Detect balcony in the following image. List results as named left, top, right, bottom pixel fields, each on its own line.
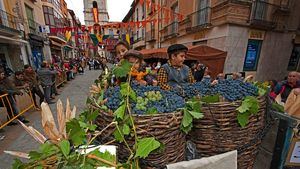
left=186, top=7, right=211, bottom=33
left=27, top=19, right=44, bottom=35
left=0, top=9, right=20, bottom=34
left=145, top=30, right=156, bottom=42
left=249, top=1, right=278, bottom=30
left=163, top=22, right=179, bottom=40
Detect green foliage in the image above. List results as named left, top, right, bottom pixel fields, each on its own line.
left=12, top=159, right=24, bottom=169
left=58, top=140, right=71, bottom=158
left=114, top=103, right=126, bottom=120
left=135, top=137, right=161, bottom=159
left=201, top=94, right=220, bottom=103
left=122, top=124, right=131, bottom=135
left=180, top=100, right=204, bottom=134
left=113, top=60, right=132, bottom=78
left=146, top=107, right=158, bottom=115
left=89, top=150, right=116, bottom=167
left=236, top=96, right=260, bottom=127
left=271, top=102, right=285, bottom=113
left=66, top=119, right=86, bottom=146
left=120, top=82, right=137, bottom=102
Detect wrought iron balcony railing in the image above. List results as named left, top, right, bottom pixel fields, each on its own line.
left=0, top=9, right=20, bottom=33
left=145, top=29, right=156, bottom=42
left=250, top=0, right=278, bottom=29
left=186, top=7, right=211, bottom=32
left=163, top=22, right=178, bottom=39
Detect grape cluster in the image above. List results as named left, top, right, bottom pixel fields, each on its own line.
left=135, top=91, right=163, bottom=111
left=174, top=78, right=259, bottom=101
left=104, top=86, right=122, bottom=110
left=104, top=84, right=185, bottom=114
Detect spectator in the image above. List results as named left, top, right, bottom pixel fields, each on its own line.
left=194, top=64, right=206, bottom=82
left=10, top=71, right=29, bottom=89
left=23, top=65, right=45, bottom=109
left=115, top=41, right=130, bottom=61
left=271, top=71, right=300, bottom=103
left=0, top=69, right=29, bottom=124
left=37, top=62, right=56, bottom=104
left=88, top=59, right=94, bottom=70
left=217, top=73, right=225, bottom=80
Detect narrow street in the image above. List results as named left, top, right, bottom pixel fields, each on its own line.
left=0, top=69, right=101, bottom=169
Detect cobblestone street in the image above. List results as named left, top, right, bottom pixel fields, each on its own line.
left=0, top=69, right=101, bottom=169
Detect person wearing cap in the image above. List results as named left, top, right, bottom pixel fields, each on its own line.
left=157, top=44, right=195, bottom=90
left=123, top=50, right=158, bottom=86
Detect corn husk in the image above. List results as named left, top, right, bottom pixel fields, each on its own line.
left=4, top=151, right=29, bottom=159
left=56, top=99, right=66, bottom=139
left=71, top=106, right=76, bottom=119
left=65, top=99, right=72, bottom=122
left=18, top=120, right=47, bottom=144
left=41, top=102, right=61, bottom=142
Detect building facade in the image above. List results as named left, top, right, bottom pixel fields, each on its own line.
left=125, top=0, right=300, bottom=81
left=83, top=0, right=109, bottom=26
left=0, top=0, right=30, bottom=72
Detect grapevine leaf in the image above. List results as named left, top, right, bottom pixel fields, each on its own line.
left=86, top=110, right=99, bottom=121
left=146, top=107, right=158, bottom=115
left=79, top=164, right=94, bottom=169
left=122, top=124, right=130, bottom=135
left=66, top=119, right=86, bottom=146
left=114, top=103, right=126, bottom=120
left=120, top=83, right=137, bottom=101
left=236, top=104, right=249, bottom=113
left=182, top=109, right=193, bottom=127
left=113, top=128, right=124, bottom=142
left=87, top=124, right=97, bottom=131
left=89, top=150, right=116, bottom=167
left=180, top=123, right=193, bottom=134
left=246, top=96, right=259, bottom=114
left=201, top=94, right=220, bottom=103
left=12, top=159, right=24, bottom=169
left=36, top=166, right=43, bottom=169
left=191, top=101, right=201, bottom=112
left=97, top=91, right=104, bottom=104
left=135, top=137, right=161, bottom=158
left=188, top=110, right=204, bottom=119
left=28, top=151, right=42, bottom=161
left=112, top=60, right=132, bottom=78
left=39, top=142, right=59, bottom=155
left=58, top=140, right=71, bottom=158
left=237, top=111, right=251, bottom=127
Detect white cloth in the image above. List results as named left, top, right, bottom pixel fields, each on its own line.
left=167, top=150, right=237, bottom=169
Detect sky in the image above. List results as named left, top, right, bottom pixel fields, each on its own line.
left=65, top=0, right=133, bottom=24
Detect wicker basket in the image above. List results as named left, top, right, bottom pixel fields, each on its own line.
left=94, top=108, right=185, bottom=168
left=189, top=96, right=266, bottom=169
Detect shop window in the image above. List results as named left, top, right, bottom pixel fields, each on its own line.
left=287, top=45, right=300, bottom=71
left=243, top=39, right=262, bottom=71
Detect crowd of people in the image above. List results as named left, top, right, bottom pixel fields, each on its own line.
left=0, top=56, right=87, bottom=140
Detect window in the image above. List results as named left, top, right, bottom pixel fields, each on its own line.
left=287, top=45, right=300, bottom=71
left=25, top=5, right=35, bottom=33
left=196, top=0, right=209, bottom=26
left=93, top=1, right=98, bottom=8
left=136, top=8, right=139, bottom=22
left=43, top=6, right=55, bottom=27
left=243, top=39, right=262, bottom=71
left=171, top=3, right=179, bottom=33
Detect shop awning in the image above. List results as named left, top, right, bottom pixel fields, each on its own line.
left=140, top=45, right=227, bottom=78
left=49, top=35, right=67, bottom=44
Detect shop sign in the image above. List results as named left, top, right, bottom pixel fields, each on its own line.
left=249, top=29, right=265, bottom=40
left=243, top=39, right=262, bottom=71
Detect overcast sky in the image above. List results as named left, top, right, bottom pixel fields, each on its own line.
left=65, top=0, right=133, bottom=24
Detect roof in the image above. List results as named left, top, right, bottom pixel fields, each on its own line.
left=122, top=0, right=137, bottom=22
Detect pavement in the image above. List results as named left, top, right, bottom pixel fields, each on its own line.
left=0, top=69, right=102, bottom=169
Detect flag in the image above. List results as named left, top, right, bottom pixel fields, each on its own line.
left=65, top=31, right=72, bottom=42
left=97, top=34, right=103, bottom=43
left=126, top=34, right=130, bottom=45
left=90, top=34, right=99, bottom=46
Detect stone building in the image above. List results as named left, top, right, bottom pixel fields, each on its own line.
left=124, top=0, right=300, bottom=81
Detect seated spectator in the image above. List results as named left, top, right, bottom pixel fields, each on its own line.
left=270, top=71, right=300, bottom=103
left=23, top=65, right=45, bottom=109
left=0, top=69, right=29, bottom=125
left=10, top=71, right=29, bottom=90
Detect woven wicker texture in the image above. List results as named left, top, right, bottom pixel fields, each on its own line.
left=189, top=96, right=266, bottom=169
left=94, top=109, right=185, bottom=168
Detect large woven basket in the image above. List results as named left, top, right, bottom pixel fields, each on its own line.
left=94, top=107, right=185, bottom=168
left=189, top=96, right=266, bottom=169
